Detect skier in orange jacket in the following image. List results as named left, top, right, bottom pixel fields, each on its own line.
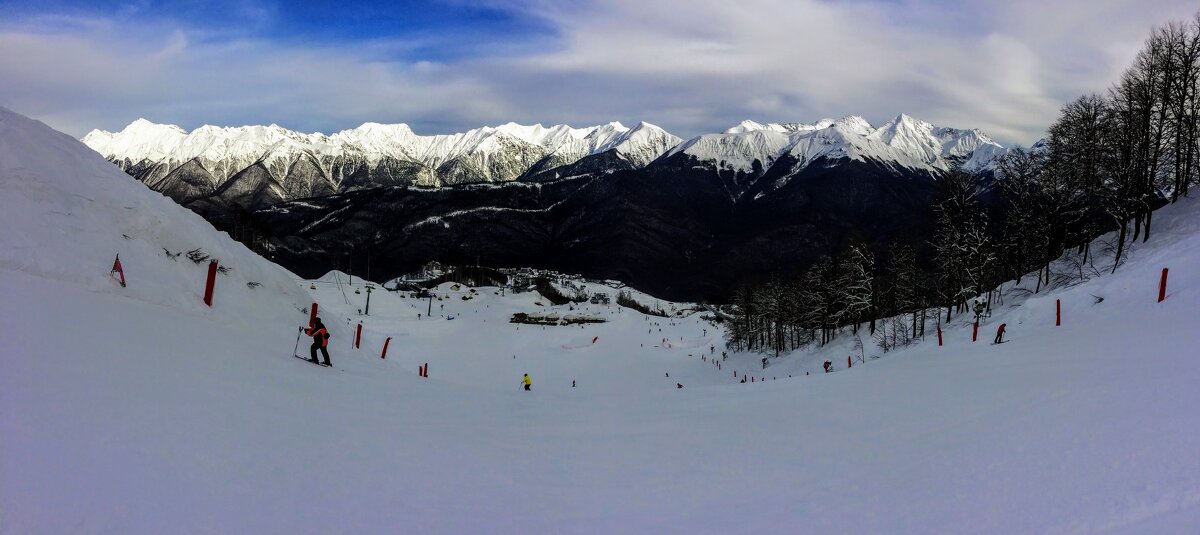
left=306, top=317, right=332, bottom=366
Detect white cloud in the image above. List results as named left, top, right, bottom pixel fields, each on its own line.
left=1, top=0, right=1197, bottom=145
left=488, top=0, right=1200, bottom=144
left=0, top=22, right=508, bottom=137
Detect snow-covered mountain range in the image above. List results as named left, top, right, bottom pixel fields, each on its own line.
left=81, top=119, right=680, bottom=199
left=82, top=114, right=1007, bottom=207
left=666, top=114, right=1006, bottom=177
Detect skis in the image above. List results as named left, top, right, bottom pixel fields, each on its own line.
left=293, top=354, right=332, bottom=367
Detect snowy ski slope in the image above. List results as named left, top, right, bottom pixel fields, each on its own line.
left=3, top=107, right=1199, bottom=534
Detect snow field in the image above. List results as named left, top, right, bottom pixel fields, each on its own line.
left=3, top=106, right=1200, bottom=533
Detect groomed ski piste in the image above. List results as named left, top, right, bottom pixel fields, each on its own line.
left=2, top=105, right=1199, bottom=533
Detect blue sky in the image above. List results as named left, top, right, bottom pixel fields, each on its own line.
left=0, top=0, right=558, bottom=60
left=2, top=0, right=1198, bottom=144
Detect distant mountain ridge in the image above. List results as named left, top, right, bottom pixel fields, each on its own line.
left=81, top=119, right=681, bottom=204
left=82, top=114, right=1006, bottom=208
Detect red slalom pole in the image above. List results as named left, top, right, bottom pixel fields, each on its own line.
left=847, top=356, right=852, bottom=369
left=203, top=260, right=217, bottom=307
left=423, top=363, right=428, bottom=377
left=309, top=303, right=318, bottom=327
left=1056, top=299, right=1061, bottom=326
left=1158, top=268, right=1169, bottom=302
left=381, top=337, right=391, bottom=359
left=937, top=326, right=943, bottom=346
left=972, top=321, right=978, bottom=342
left=354, top=323, right=362, bottom=349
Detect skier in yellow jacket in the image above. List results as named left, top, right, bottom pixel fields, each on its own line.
left=522, top=373, right=531, bottom=391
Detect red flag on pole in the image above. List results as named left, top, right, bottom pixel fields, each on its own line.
left=111, top=255, right=126, bottom=287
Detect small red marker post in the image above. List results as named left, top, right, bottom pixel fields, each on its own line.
left=110, top=255, right=126, bottom=287
left=354, top=323, right=362, bottom=349
left=847, top=356, right=852, bottom=369
left=972, top=321, right=978, bottom=342
left=203, top=260, right=217, bottom=307
left=1056, top=299, right=1061, bottom=326
left=309, top=303, right=318, bottom=327
left=381, top=337, right=391, bottom=359
left=1158, top=268, right=1169, bottom=302
left=937, top=326, right=943, bottom=347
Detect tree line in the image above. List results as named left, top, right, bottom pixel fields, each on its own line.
left=725, top=12, right=1200, bottom=356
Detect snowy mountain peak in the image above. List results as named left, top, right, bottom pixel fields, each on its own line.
left=347, top=121, right=416, bottom=136
left=832, top=115, right=873, bottom=136
left=124, top=117, right=187, bottom=134
left=725, top=120, right=773, bottom=134
left=602, top=121, right=682, bottom=167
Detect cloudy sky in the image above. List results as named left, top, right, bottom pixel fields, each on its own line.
left=1, top=0, right=1197, bottom=145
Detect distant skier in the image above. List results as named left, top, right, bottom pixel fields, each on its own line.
left=823, top=360, right=832, bottom=373
left=994, top=323, right=1007, bottom=344
left=522, top=373, right=532, bottom=391
left=305, top=317, right=332, bottom=366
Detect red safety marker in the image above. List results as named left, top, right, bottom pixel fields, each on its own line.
left=110, top=255, right=126, bottom=287
left=309, top=303, right=318, bottom=327
left=354, top=323, right=362, bottom=349
left=381, top=337, right=391, bottom=359
left=1158, top=268, right=1169, bottom=302
left=937, top=325, right=943, bottom=346
left=203, top=260, right=217, bottom=307
left=1056, top=299, right=1061, bottom=326
left=972, top=320, right=979, bottom=342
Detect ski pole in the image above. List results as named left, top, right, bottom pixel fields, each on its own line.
left=292, top=326, right=303, bottom=357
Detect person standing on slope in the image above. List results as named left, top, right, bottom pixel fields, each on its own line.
left=522, top=373, right=532, bottom=391
left=306, top=317, right=332, bottom=366
left=993, top=323, right=1007, bottom=345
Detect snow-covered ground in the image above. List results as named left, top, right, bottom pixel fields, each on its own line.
left=3, top=106, right=1200, bottom=533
